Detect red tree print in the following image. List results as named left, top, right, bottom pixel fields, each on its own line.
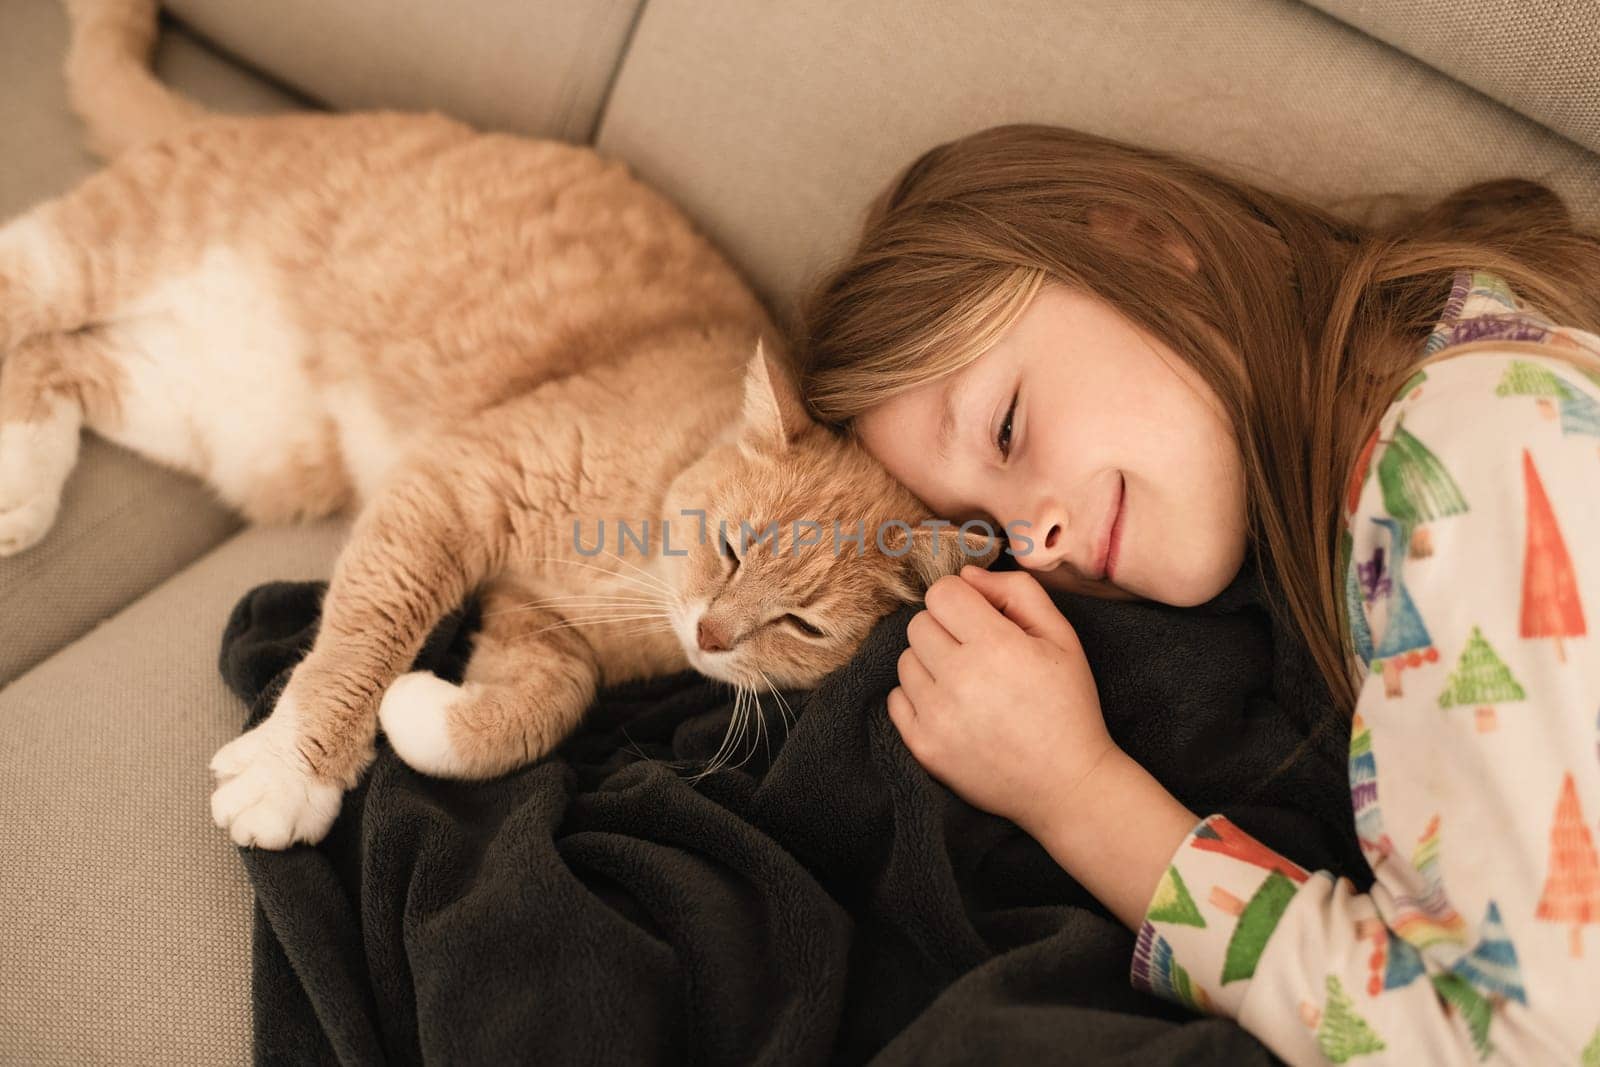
left=1520, top=449, right=1586, bottom=663
left=1346, top=428, right=1381, bottom=517
left=1191, top=817, right=1310, bottom=885
left=1536, top=772, right=1600, bottom=958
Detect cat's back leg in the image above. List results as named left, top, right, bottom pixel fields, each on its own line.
left=0, top=169, right=171, bottom=349
left=0, top=211, right=92, bottom=351
left=1, top=177, right=354, bottom=540
left=0, top=191, right=176, bottom=553
left=0, top=329, right=122, bottom=554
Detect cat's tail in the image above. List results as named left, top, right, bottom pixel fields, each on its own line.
left=62, top=0, right=209, bottom=159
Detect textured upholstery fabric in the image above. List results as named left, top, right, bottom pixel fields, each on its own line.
left=1305, top=0, right=1600, bottom=156
left=0, top=439, right=241, bottom=687
left=594, top=0, right=1600, bottom=332
left=0, top=0, right=312, bottom=219
left=3, top=0, right=1597, bottom=1061
left=0, top=520, right=350, bottom=1067
left=162, top=0, right=645, bottom=143
left=0, top=0, right=310, bottom=684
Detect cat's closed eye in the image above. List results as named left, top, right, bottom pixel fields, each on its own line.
left=783, top=614, right=825, bottom=638
left=719, top=529, right=741, bottom=573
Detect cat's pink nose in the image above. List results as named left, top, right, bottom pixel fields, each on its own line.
left=697, top=616, right=732, bottom=653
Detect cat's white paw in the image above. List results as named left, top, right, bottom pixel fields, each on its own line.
left=0, top=403, right=78, bottom=556
left=0, top=487, right=59, bottom=556
left=379, top=671, right=471, bottom=778
left=209, top=694, right=343, bottom=849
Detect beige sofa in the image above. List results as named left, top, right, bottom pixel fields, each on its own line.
left=2, top=1, right=1597, bottom=1061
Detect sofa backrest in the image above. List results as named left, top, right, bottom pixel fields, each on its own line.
left=158, top=0, right=1600, bottom=331
left=162, top=0, right=644, bottom=143
left=1304, top=0, right=1600, bottom=156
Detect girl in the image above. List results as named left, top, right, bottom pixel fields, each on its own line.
left=791, top=124, right=1600, bottom=1064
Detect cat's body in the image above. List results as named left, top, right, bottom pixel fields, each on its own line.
left=0, top=0, right=991, bottom=849
left=2, top=108, right=765, bottom=526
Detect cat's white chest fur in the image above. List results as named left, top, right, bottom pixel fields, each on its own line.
left=107, top=246, right=335, bottom=508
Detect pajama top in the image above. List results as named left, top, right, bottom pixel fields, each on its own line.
left=1130, top=269, right=1600, bottom=1065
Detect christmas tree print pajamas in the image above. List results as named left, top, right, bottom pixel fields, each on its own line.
left=1131, top=270, right=1600, bottom=1065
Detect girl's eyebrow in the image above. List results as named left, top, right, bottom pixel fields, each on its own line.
left=935, top=376, right=968, bottom=461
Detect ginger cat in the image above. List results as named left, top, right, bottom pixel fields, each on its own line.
left=0, top=0, right=996, bottom=848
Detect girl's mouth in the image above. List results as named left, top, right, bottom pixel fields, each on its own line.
left=1102, top=473, right=1126, bottom=581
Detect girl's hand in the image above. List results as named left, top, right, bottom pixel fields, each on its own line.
left=887, top=563, right=1117, bottom=838
left=889, top=563, right=1201, bottom=931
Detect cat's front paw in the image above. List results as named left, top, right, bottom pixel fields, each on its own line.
left=209, top=693, right=343, bottom=848
left=0, top=485, right=59, bottom=556
left=379, top=671, right=472, bottom=778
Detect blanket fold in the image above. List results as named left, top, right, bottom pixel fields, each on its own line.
left=217, top=549, right=1365, bottom=1066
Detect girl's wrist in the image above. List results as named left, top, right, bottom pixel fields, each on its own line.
left=1029, top=747, right=1200, bottom=930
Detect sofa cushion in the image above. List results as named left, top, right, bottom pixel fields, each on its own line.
left=0, top=440, right=242, bottom=687
left=592, top=0, right=1600, bottom=328
left=0, top=0, right=314, bottom=220
left=0, top=519, right=349, bottom=1067
left=161, top=0, right=645, bottom=143
left=1305, top=0, right=1600, bottom=156
left=0, top=0, right=310, bottom=685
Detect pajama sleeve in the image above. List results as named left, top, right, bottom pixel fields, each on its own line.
left=1130, top=351, right=1600, bottom=1065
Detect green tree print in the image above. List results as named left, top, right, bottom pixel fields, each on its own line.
left=1376, top=419, right=1468, bottom=556
left=1147, top=865, right=1206, bottom=928
left=1317, top=975, right=1387, bottom=1063
left=1430, top=972, right=1493, bottom=1059
left=1437, top=626, right=1526, bottom=732
left=1495, top=360, right=1570, bottom=399
left=1221, top=870, right=1299, bottom=984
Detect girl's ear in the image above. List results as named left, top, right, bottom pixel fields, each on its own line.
left=739, top=338, right=813, bottom=453
left=1086, top=204, right=1200, bottom=275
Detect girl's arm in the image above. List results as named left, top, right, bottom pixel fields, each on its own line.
left=893, top=353, right=1600, bottom=1064
left=1152, top=355, right=1600, bottom=1065
left=1028, top=745, right=1200, bottom=931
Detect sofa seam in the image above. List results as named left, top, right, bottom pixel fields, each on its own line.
left=584, top=0, right=651, bottom=145
left=0, top=491, right=242, bottom=686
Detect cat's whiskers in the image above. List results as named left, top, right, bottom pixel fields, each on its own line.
left=729, top=678, right=770, bottom=769
left=688, top=683, right=739, bottom=781
left=522, top=594, right=666, bottom=611
left=520, top=554, right=678, bottom=602
left=590, top=544, right=677, bottom=598
left=532, top=591, right=664, bottom=603
left=613, top=620, right=675, bottom=639
left=526, top=612, right=673, bottom=637
left=752, top=678, right=773, bottom=767
left=480, top=593, right=665, bottom=619
left=717, top=684, right=759, bottom=778
left=619, top=726, right=657, bottom=766
left=755, top=666, right=795, bottom=732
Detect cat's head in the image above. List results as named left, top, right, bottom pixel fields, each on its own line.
left=665, top=341, right=1001, bottom=691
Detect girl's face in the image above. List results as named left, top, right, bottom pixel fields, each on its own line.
left=854, top=281, right=1249, bottom=607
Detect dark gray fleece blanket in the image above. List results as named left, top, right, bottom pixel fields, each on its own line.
left=216, top=546, right=1366, bottom=1066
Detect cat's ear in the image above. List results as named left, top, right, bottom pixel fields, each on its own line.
left=740, top=338, right=813, bottom=453
left=892, top=523, right=1005, bottom=590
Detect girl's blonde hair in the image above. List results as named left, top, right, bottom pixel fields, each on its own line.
left=792, top=123, right=1600, bottom=716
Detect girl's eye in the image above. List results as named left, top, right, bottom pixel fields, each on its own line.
left=996, top=389, right=1019, bottom=459
left=784, top=614, right=825, bottom=638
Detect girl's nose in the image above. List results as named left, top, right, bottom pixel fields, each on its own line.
left=1011, top=500, right=1071, bottom=571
